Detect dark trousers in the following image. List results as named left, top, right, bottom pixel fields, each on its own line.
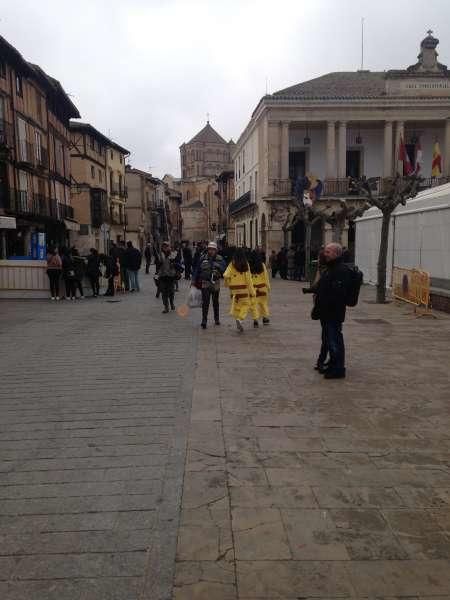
left=318, top=319, right=329, bottom=366
left=159, top=278, right=175, bottom=309
left=106, top=277, right=115, bottom=296
left=201, top=288, right=220, bottom=324
left=323, top=320, right=345, bottom=372
left=280, top=265, right=288, bottom=279
left=271, top=267, right=278, bottom=278
left=75, top=279, right=84, bottom=297
left=65, top=278, right=77, bottom=298
left=89, top=275, right=100, bottom=296
left=47, top=270, right=61, bottom=297
left=145, top=260, right=151, bottom=274
left=184, top=263, right=192, bottom=279
left=121, top=266, right=129, bottom=290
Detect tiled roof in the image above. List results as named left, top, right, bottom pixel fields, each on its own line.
left=187, top=122, right=228, bottom=145
left=272, top=71, right=387, bottom=99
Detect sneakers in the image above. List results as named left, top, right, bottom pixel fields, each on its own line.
left=51, top=297, right=55, bottom=301
left=170, top=304, right=176, bottom=311
left=214, top=321, right=221, bottom=326
left=201, top=322, right=207, bottom=329
left=253, top=320, right=259, bottom=328
left=56, top=296, right=60, bottom=301
left=162, top=308, right=169, bottom=314
left=236, top=320, right=244, bottom=333
left=262, top=318, right=270, bottom=325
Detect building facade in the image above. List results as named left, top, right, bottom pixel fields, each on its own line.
left=215, top=170, right=235, bottom=244
left=0, top=35, right=80, bottom=259
left=232, top=31, right=450, bottom=254
left=179, top=121, right=235, bottom=241
left=107, top=143, right=130, bottom=244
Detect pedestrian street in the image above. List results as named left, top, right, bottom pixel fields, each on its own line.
left=1, top=274, right=450, bottom=599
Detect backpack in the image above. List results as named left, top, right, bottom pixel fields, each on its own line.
left=345, top=265, right=363, bottom=307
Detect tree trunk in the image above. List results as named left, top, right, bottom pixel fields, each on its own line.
left=376, top=211, right=391, bottom=303
left=332, top=222, right=343, bottom=244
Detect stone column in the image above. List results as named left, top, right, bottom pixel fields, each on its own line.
left=280, top=122, right=290, bottom=180
left=326, top=121, right=336, bottom=179
left=383, top=121, right=393, bottom=177
left=337, top=121, right=347, bottom=179
left=395, top=121, right=404, bottom=176
left=445, top=118, right=450, bottom=176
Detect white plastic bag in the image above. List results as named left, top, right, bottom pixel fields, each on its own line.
left=187, top=287, right=202, bottom=308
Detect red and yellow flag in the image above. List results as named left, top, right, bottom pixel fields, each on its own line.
left=431, top=141, right=442, bottom=177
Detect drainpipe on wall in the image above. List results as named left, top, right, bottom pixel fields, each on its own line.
left=390, top=213, right=396, bottom=288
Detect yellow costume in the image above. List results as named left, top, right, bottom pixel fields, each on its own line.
left=251, top=264, right=271, bottom=319
left=223, top=263, right=255, bottom=321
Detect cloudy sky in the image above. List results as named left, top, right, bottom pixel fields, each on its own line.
left=2, top=0, right=450, bottom=176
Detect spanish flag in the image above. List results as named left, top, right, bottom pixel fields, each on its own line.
left=431, top=141, right=442, bottom=177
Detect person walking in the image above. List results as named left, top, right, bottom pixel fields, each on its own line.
left=269, top=250, right=278, bottom=278
left=223, top=248, right=256, bottom=333
left=61, top=247, right=77, bottom=301
left=46, top=246, right=62, bottom=300
left=144, top=243, right=152, bottom=274
left=125, top=241, right=142, bottom=292
left=86, top=248, right=101, bottom=297
left=303, top=243, right=351, bottom=379
left=182, top=241, right=193, bottom=280
left=193, top=241, right=226, bottom=329
left=249, top=250, right=271, bottom=327
left=156, top=241, right=183, bottom=313
left=71, top=248, right=85, bottom=299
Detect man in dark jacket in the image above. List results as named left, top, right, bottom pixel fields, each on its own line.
left=305, top=243, right=351, bottom=379
left=156, top=241, right=183, bottom=313
left=144, top=243, right=152, bottom=274
left=125, top=241, right=142, bottom=292
left=193, top=242, right=226, bottom=329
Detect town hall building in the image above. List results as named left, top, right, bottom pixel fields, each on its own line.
left=231, top=31, right=450, bottom=255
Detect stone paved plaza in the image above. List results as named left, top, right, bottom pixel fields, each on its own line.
left=1, top=273, right=450, bottom=599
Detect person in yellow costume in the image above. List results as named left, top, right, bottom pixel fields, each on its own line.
left=223, top=248, right=255, bottom=332
left=248, top=250, right=271, bottom=327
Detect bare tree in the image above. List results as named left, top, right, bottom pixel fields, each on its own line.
left=322, top=199, right=370, bottom=245
left=358, top=175, right=421, bottom=303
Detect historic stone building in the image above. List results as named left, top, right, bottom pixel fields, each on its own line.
left=232, top=31, right=450, bottom=255
left=179, top=121, right=235, bottom=241
left=0, top=35, right=80, bottom=259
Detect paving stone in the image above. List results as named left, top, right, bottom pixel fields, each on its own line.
left=232, top=508, right=291, bottom=559
left=313, top=485, right=404, bottom=508
left=174, top=560, right=236, bottom=600
left=230, top=485, right=317, bottom=509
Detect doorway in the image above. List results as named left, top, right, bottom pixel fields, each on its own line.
left=346, top=150, right=361, bottom=178
left=289, top=151, right=306, bottom=180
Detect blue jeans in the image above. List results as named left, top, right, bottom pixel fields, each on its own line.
left=128, top=269, right=140, bottom=291
left=324, top=320, right=345, bottom=372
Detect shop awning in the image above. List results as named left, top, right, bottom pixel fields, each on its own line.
left=63, top=219, right=80, bottom=232
left=0, top=216, right=17, bottom=229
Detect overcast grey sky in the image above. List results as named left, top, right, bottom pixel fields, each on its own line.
left=2, top=0, right=450, bottom=177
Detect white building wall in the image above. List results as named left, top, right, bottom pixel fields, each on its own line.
left=355, top=183, right=450, bottom=287
left=235, top=129, right=259, bottom=201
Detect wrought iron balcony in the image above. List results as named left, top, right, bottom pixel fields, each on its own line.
left=49, top=198, right=58, bottom=218
left=229, top=191, right=252, bottom=215
left=32, top=194, right=49, bottom=217
left=7, top=190, right=29, bottom=214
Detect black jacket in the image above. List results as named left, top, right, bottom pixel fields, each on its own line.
left=125, top=247, right=142, bottom=271
left=311, top=258, right=351, bottom=323
left=86, top=254, right=101, bottom=277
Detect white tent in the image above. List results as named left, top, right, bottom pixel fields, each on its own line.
left=355, top=183, right=450, bottom=289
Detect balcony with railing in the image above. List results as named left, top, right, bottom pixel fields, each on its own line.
left=32, top=194, right=49, bottom=217
left=229, top=191, right=253, bottom=216
left=268, top=175, right=450, bottom=200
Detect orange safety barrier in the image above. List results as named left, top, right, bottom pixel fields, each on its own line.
left=392, top=266, right=432, bottom=315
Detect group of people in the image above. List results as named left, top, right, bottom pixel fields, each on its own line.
left=46, top=235, right=358, bottom=380
left=269, top=246, right=305, bottom=281
left=46, top=240, right=142, bottom=300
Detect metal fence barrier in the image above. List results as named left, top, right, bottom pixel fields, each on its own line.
left=392, top=266, right=432, bottom=315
